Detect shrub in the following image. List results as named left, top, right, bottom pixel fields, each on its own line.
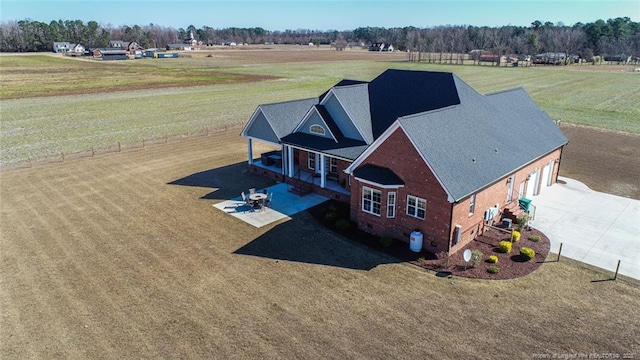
left=335, top=219, right=350, bottom=231
left=379, top=237, right=394, bottom=248
left=520, top=247, right=535, bottom=261
left=517, top=214, right=530, bottom=231
left=325, top=211, right=338, bottom=221
left=498, top=240, right=512, bottom=254
left=528, top=235, right=541, bottom=242
left=471, top=249, right=483, bottom=266
left=487, top=255, right=498, bottom=264
left=487, top=266, right=499, bottom=274
left=511, top=230, right=521, bottom=242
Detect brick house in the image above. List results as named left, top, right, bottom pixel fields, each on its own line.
left=240, top=69, right=567, bottom=254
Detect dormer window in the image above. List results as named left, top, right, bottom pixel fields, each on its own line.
left=310, top=125, right=326, bottom=135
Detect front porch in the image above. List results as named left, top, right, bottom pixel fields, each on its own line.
left=249, top=157, right=351, bottom=202
left=246, top=138, right=352, bottom=202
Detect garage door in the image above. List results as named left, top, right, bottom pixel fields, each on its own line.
left=541, top=161, right=554, bottom=188
left=526, top=170, right=538, bottom=198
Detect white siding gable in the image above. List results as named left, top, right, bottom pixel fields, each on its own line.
left=297, top=110, right=335, bottom=141
left=244, top=109, right=280, bottom=144
left=322, top=93, right=364, bottom=142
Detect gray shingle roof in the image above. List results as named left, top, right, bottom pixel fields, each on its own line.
left=330, top=84, right=373, bottom=143
left=367, top=69, right=460, bottom=138
left=259, top=97, right=318, bottom=140
left=315, top=104, right=343, bottom=141
left=397, top=75, right=567, bottom=201
left=244, top=69, right=567, bottom=200
left=281, top=132, right=368, bottom=160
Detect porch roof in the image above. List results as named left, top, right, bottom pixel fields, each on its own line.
left=281, top=132, right=368, bottom=160
left=353, top=164, right=404, bottom=186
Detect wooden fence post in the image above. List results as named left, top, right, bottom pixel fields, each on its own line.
left=165, top=134, right=168, bottom=144
left=91, top=146, right=95, bottom=157
left=61, top=152, right=65, bottom=162
left=28, top=157, right=33, bottom=168
left=118, top=142, right=121, bottom=152
left=613, top=260, right=621, bottom=280
left=557, top=242, right=563, bottom=262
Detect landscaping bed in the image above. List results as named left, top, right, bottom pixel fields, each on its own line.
left=413, top=226, right=551, bottom=280
left=309, top=199, right=550, bottom=280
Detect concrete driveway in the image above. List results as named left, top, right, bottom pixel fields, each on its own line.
left=531, top=177, right=640, bottom=280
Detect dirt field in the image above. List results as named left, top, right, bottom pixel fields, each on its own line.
left=559, top=123, right=640, bottom=199
left=1, top=130, right=638, bottom=359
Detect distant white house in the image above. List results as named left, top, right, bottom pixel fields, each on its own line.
left=69, top=44, right=85, bottom=55
left=109, top=40, right=125, bottom=49
left=53, top=42, right=72, bottom=53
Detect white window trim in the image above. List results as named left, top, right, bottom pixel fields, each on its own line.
left=329, top=157, right=338, bottom=174
left=469, top=193, right=476, bottom=216
left=387, top=192, right=396, bottom=218
left=362, top=186, right=382, bottom=216
left=307, top=151, right=315, bottom=170
left=310, top=124, right=326, bottom=135
left=406, top=195, right=426, bottom=220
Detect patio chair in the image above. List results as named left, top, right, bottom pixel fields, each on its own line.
left=240, top=192, right=251, bottom=205
left=264, top=193, right=273, bottom=208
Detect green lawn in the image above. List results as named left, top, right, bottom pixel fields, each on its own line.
left=0, top=54, right=638, bottom=166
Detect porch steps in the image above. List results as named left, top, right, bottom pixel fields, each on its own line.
left=289, top=183, right=312, bottom=196
left=503, top=201, right=526, bottom=223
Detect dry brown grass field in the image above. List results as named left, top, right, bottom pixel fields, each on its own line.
left=1, top=130, right=639, bottom=359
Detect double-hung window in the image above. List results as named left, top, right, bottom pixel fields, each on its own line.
left=329, top=158, right=338, bottom=174
left=387, top=192, right=396, bottom=218
left=469, top=193, right=476, bottom=215
left=406, top=195, right=426, bottom=219
left=362, top=187, right=382, bottom=216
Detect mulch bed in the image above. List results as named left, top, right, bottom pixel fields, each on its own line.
left=308, top=200, right=550, bottom=280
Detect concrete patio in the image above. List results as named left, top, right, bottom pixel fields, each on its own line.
left=531, top=177, right=640, bottom=280
left=213, top=183, right=329, bottom=228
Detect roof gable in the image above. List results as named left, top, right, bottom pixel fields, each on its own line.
left=325, top=84, right=373, bottom=143
left=241, top=97, right=318, bottom=141
left=294, top=105, right=338, bottom=142
left=367, top=69, right=461, bottom=139
left=243, top=109, right=280, bottom=144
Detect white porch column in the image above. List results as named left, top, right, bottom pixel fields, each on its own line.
left=247, top=138, right=253, bottom=165
left=287, top=146, right=294, bottom=177
left=320, top=153, right=326, bottom=188
left=280, top=145, right=286, bottom=175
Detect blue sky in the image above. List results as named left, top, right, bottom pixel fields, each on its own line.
left=1, top=0, right=638, bottom=30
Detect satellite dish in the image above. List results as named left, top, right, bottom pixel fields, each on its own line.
left=463, top=249, right=472, bottom=262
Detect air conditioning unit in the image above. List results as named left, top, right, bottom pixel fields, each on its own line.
left=483, top=209, right=492, bottom=222
left=484, top=205, right=499, bottom=223
left=453, top=224, right=462, bottom=245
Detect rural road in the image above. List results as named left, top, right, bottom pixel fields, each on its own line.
left=531, top=177, right=640, bottom=280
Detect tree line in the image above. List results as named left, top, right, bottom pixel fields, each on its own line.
left=1, top=17, right=638, bottom=58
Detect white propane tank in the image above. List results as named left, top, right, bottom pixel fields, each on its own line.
left=409, top=231, right=423, bottom=252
